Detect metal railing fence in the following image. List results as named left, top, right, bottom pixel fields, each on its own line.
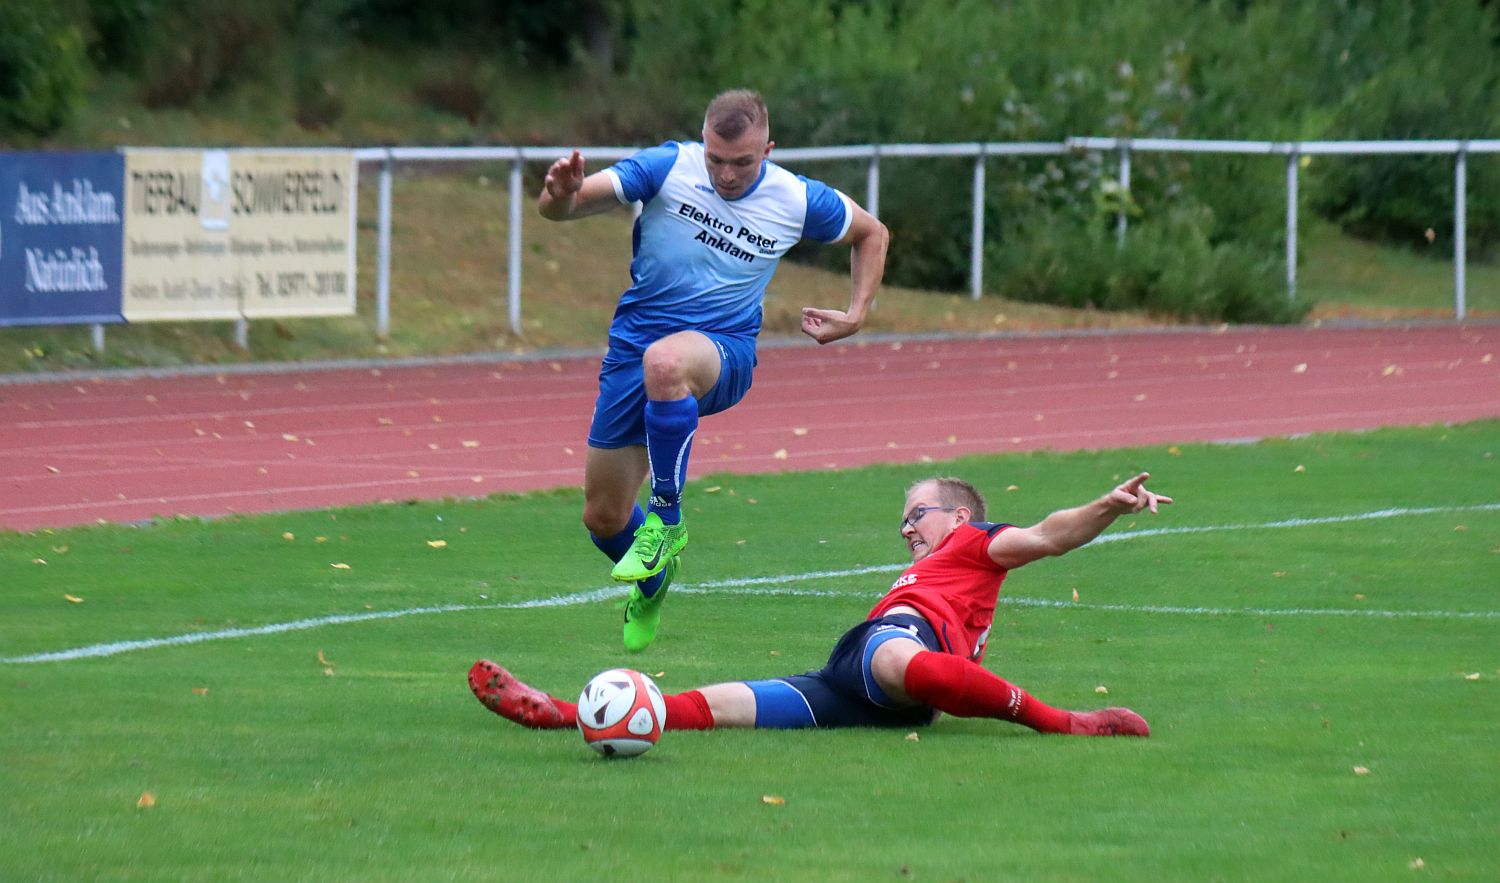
left=358, top=138, right=1500, bottom=337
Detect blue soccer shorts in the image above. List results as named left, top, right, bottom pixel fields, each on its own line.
left=587, top=330, right=757, bottom=449
left=747, top=613, right=942, bottom=729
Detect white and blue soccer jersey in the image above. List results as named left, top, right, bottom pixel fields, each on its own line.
left=602, top=140, right=853, bottom=349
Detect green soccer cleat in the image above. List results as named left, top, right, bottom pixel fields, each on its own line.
left=610, top=512, right=688, bottom=582
left=622, top=556, right=678, bottom=653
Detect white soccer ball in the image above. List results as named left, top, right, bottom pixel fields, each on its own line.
left=577, top=668, right=667, bottom=758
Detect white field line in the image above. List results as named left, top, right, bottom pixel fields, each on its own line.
left=4, top=503, right=1497, bottom=665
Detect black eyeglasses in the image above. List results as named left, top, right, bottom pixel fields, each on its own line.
left=901, top=505, right=956, bottom=532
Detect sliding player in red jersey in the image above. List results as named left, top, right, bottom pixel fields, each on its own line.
left=471, top=472, right=1171, bottom=737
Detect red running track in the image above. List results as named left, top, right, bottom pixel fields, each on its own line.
left=1, top=324, right=1496, bottom=532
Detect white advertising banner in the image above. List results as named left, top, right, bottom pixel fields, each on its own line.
left=122, top=150, right=357, bottom=321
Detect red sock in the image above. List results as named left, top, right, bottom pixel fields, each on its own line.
left=548, top=696, right=578, bottom=728
left=903, top=650, right=1073, bottom=734
left=662, top=690, right=715, bottom=730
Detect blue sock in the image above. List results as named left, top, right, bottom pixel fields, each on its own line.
left=645, top=396, right=698, bottom=526
left=637, top=568, right=667, bottom=598
left=591, top=505, right=644, bottom=562
left=589, top=505, right=666, bottom=598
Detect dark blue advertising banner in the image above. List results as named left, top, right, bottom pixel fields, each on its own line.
left=1, top=152, right=125, bottom=327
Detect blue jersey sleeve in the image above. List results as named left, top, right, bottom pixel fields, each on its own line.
left=800, top=176, right=852, bottom=243
left=608, top=142, right=680, bottom=204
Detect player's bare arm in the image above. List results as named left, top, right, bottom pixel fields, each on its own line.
left=987, top=472, right=1173, bottom=570
left=800, top=203, right=889, bottom=345
left=538, top=150, right=621, bottom=221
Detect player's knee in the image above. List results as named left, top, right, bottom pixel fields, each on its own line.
left=702, top=682, right=756, bottom=728
left=641, top=344, right=688, bottom=395
left=581, top=502, right=629, bottom=538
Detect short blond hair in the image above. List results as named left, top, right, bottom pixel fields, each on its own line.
left=908, top=477, right=987, bottom=521
left=705, top=89, right=769, bottom=141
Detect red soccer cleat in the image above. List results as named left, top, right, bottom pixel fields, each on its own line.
left=468, top=659, right=569, bottom=729
left=1069, top=707, right=1150, bottom=737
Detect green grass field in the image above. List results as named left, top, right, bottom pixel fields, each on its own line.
left=3, top=423, right=1498, bottom=881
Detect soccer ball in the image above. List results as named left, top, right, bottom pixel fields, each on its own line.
left=577, top=668, right=667, bottom=758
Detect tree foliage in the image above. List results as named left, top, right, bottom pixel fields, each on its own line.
left=613, top=0, right=1499, bottom=319
left=0, top=0, right=88, bottom=139
left=6, top=0, right=1498, bottom=321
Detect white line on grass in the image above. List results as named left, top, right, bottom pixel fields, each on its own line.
left=1089, top=502, right=1500, bottom=544
left=4, top=502, right=1497, bottom=664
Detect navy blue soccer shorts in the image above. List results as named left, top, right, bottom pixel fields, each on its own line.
left=587, top=330, right=757, bottom=449
left=746, top=614, right=943, bottom=729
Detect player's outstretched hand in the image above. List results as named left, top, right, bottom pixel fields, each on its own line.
left=800, top=307, right=861, bottom=344
left=1108, top=472, right=1173, bottom=515
left=544, top=150, right=586, bottom=200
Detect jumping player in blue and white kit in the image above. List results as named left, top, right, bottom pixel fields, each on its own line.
left=537, top=90, right=889, bottom=652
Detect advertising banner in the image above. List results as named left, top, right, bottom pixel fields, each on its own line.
left=123, top=150, right=357, bottom=322
left=0, top=152, right=125, bottom=327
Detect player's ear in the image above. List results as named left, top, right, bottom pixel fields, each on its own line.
left=953, top=506, right=971, bottom=524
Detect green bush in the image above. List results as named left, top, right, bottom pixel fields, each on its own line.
left=32, top=0, right=1500, bottom=315
left=136, top=1, right=294, bottom=108
left=0, top=0, right=88, bottom=138
left=340, top=0, right=614, bottom=68
left=85, top=0, right=159, bottom=71
left=614, top=0, right=1500, bottom=299
left=989, top=207, right=1309, bottom=324
left=618, top=0, right=1296, bottom=296
left=1192, top=0, right=1500, bottom=256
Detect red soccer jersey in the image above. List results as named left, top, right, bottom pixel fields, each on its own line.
left=867, top=522, right=1011, bottom=662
